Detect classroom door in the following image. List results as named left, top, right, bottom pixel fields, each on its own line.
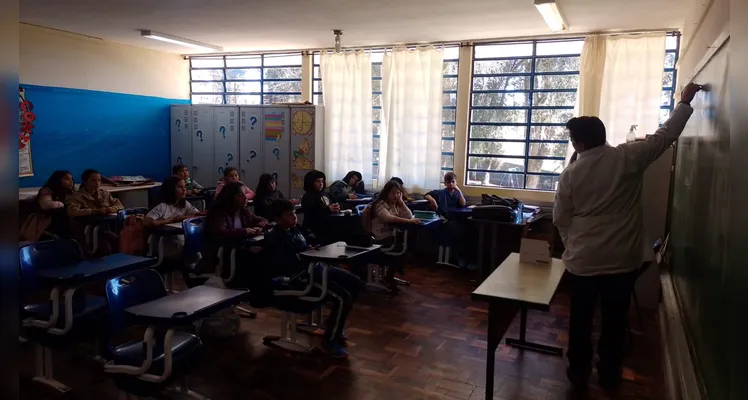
left=213, top=106, right=239, bottom=179
left=170, top=105, right=192, bottom=168
left=191, top=106, right=215, bottom=188
left=289, top=106, right=317, bottom=199
left=239, top=106, right=264, bottom=190
left=262, top=107, right=290, bottom=196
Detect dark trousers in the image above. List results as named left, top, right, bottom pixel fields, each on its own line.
left=312, top=265, right=363, bottom=343
left=567, top=270, right=636, bottom=380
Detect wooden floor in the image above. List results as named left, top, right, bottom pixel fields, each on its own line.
left=20, top=263, right=664, bottom=400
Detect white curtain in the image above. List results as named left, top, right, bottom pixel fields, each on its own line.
left=379, top=46, right=444, bottom=191
left=599, top=34, right=666, bottom=146
left=569, top=33, right=666, bottom=161
left=320, top=50, right=373, bottom=183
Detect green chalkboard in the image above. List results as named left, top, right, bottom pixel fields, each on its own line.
left=669, top=37, right=730, bottom=399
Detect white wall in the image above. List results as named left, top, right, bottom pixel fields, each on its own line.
left=20, top=23, right=189, bottom=99
left=679, top=0, right=729, bottom=81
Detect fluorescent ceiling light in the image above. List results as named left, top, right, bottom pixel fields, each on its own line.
left=534, top=0, right=567, bottom=32
left=140, top=30, right=223, bottom=52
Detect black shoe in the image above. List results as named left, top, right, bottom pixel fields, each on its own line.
left=596, top=363, right=622, bottom=391
left=566, top=367, right=590, bottom=390
left=598, top=374, right=622, bottom=392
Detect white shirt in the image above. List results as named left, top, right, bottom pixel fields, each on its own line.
left=553, top=103, right=693, bottom=276
left=146, top=202, right=199, bottom=248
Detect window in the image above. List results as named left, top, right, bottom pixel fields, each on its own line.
left=468, top=39, right=583, bottom=191
left=661, top=34, right=681, bottom=123
left=190, top=54, right=303, bottom=105
left=313, top=47, right=460, bottom=179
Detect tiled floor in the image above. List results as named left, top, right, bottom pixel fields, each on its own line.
left=20, top=264, right=664, bottom=399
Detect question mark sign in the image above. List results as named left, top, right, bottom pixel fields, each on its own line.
left=226, top=152, right=234, bottom=166
left=249, top=150, right=257, bottom=160
left=272, top=147, right=280, bottom=160
left=249, top=116, right=257, bottom=130
left=219, top=126, right=226, bottom=139
left=176, top=156, right=183, bottom=164
left=218, top=166, right=224, bottom=176
left=196, top=130, right=203, bottom=142
left=175, top=119, right=181, bottom=131
left=272, top=172, right=279, bottom=182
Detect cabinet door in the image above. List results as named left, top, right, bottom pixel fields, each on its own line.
left=262, top=107, right=291, bottom=196
left=191, top=106, right=216, bottom=187
left=239, top=106, right=264, bottom=189
left=170, top=105, right=192, bottom=167
left=213, top=106, right=239, bottom=178
left=289, top=106, right=317, bottom=199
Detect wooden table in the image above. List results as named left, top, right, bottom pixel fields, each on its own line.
left=472, top=253, right=565, bottom=399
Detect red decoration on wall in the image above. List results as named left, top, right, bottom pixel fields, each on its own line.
left=19, top=86, right=35, bottom=150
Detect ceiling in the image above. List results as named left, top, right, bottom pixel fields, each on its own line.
left=21, top=0, right=687, bottom=54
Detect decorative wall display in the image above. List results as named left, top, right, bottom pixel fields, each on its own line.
left=264, top=112, right=284, bottom=141
left=19, top=85, right=35, bottom=177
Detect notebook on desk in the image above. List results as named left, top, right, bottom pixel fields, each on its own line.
left=106, top=176, right=153, bottom=186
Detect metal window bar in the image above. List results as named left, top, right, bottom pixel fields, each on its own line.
left=189, top=53, right=303, bottom=105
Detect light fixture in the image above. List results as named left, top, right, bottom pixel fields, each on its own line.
left=534, top=0, right=567, bottom=32
left=140, top=30, right=223, bottom=52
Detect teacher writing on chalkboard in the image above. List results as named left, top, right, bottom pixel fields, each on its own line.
left=553, top=82, right=701, bottom=393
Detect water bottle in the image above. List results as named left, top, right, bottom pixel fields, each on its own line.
left=626, top=125, right=638, bottom=143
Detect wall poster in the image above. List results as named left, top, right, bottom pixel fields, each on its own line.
left=19, top=85, right=35, bottom=177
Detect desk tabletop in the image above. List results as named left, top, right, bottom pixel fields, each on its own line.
left=152, top=222, right=185, bottom=234
left=472, top=252, right=565, bottom=307
left=19, top=182, right=162, bottom=200
left=345, top=197, right=374, bottom=203
left=300, top=241, right=381, bottom=262
left=445, top=205, right=475, bottom=214
left=125, top=285, right=248, bottom=326
left=37, top=253, right=155, bottom=283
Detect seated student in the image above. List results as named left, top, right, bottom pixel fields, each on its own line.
left=253, top=173, right=296, bottom=220
left=263, top=199, right=363, bottom=358
left=143, top=176, right=202, bottom=260
left=363, top=180, right=420, bottom=289
left=172, top=164, right=203, bottom=196
left=21, top=170, right=77, bottom=241
left=424, top=172, right=467, bottom=213
left=67, top=169, right=125, bottom=255
left=300, top=170, right=340, bottom=243
left=328, top=170, right=363, bottom=203
left=215, top=167, right=255, bottom=203
left=354, top=177, right=368, bottom=195
left=389, top=177, right=411, bottom=201
left=198, top=181, right=269, bottom=275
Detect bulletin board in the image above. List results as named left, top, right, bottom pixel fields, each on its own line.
left=19, top=85, right=35, bottom=177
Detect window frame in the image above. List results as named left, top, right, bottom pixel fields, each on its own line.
left=189, top=53, right=303, bottom=105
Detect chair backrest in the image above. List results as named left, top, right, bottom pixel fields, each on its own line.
left=19, top=239, right=83, bottom=292
left=182, top=216, right=206, bottom=258
left=117, top=208, right=149, bottom=223
left=355, top=204, right=367, bottom=216
left=105, top=269, right=167, bottom=335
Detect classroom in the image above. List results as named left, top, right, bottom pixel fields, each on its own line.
left=6, top=0, right=743, bottom=399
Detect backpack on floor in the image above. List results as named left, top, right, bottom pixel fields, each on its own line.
left=119, top=214, right=147, bottom=256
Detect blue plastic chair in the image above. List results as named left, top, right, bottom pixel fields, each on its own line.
left=19, top=239, right=108, bottom=393
left=104, top=269, right=203, bottom=398
left=355, top=204, right=367, bottom=216
left=181, top=217, right=212, bottom=287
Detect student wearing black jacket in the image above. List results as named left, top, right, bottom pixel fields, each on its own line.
left=262, top=199, right=363, bottom=358
left=300, top=170, right=340, bottom=242
left=328, top=170, right=363, bottom=203
left=253, top=173, right=290, bottom=219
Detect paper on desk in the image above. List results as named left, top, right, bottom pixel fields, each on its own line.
left=519, top=238, right=551, bottom=265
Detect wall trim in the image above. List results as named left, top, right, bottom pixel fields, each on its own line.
left=659, top=269, right=707, bottom=400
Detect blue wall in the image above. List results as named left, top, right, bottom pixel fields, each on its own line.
left=19, top=84, right=189, bottom=187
